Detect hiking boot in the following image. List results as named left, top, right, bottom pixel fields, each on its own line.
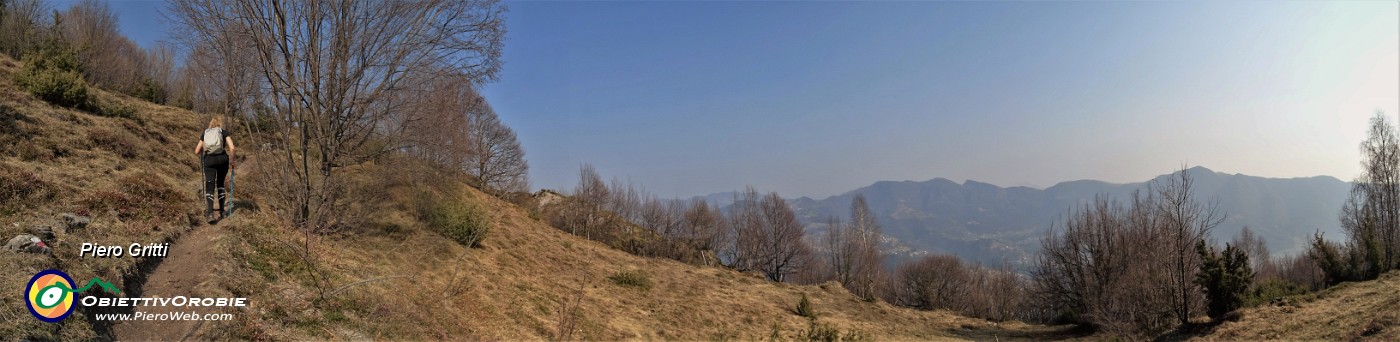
left=205, top=210, right=217, bottom=224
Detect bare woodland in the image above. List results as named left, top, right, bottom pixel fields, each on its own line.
left=1314, top=112, right=1400, bottom=284
left=3, top=0, right=1397, bottom=338
left=166, top=0, right=521, bottom=232
left=1, top=0, right=529, bottom=228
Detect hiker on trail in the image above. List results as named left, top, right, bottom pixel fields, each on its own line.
left=193, top=116, right=235, bottom=223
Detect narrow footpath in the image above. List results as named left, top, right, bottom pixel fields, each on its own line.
left=109, top=220, right=232, bottom=341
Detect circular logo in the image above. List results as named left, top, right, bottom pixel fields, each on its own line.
left=25, top=269, right=76, bottom=322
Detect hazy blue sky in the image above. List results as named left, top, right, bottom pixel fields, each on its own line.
left=105, top=1, right=1399, bottom=199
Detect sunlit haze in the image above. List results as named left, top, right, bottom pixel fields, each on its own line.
left=112, top=1, right=1400, bottom=198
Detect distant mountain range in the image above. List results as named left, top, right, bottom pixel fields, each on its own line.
left=705, top=167, right=1352, bottom=270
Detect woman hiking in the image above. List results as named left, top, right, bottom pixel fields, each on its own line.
left=193, top=116, right=235, bottom=224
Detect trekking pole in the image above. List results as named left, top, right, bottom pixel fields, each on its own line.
left=200, top=153, right=207, bottom=219
left=226, top=164, right=235, bottom=217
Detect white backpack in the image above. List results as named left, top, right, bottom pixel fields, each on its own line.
left=202, top=128, right=225, bottom=155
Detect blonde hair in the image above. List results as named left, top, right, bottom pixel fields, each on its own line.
left=208, top=116, right=223, bottom=129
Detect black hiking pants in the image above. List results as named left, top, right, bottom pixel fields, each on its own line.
left=202, top=153, right=229, bottom=213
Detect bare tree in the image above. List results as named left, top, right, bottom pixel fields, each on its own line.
left=756, top=191, right=811, bottom=282
left=1033, top=196, right=1133, bottom=330
left=892, top=253, right=1028, bottom=322
left=685, top=199, right=725, bottom=266
left=722, top=187, right=764, bottom=273
left=636, top=195, right=682, bottom=257
left=848, top=194, right=885, bottom=300
left=985, top=261, right=1027, bottom=322
left=0, top=0, right=50, bottom=59
left=465, top=100, right=529, bottom=194
left=1362, top=112, right=1400, bottom=273
left=1329, top=111, right=1400, bottom=281
left=139, top=41, right=179, bottom=104
left=824, top=215, right=853, bottom=285
left=172, top=9, right=265, bottom=119
left=1156, top=166, right=1222, bottom=325
left=1276, top=252, right=1325, bottom=291
left=1232, top=226, right=1273, bottom=279
left=58, top=1, right=139, bottom=93
left=573, top=164, right=609, bottom=239
left=169, top=0, right=506, bottom=230
left=400, top=74, right=476, bottom=170
left=896, top=254, right=969, bottom=311
left=1031, top=175, right=1219, bottom=336
left=718, top=187, right=814, bottom=281
left=607, top=178, right=641, bottom=229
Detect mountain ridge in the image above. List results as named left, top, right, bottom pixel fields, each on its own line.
left=697, top=167, right=1351, bottom=269
left=702, top=167, right=1347, bottom=205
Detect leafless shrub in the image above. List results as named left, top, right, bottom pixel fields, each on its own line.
left=895, top=254, right=969, bottom=311
left=1274, top=252, right=1325, bottom=291
left=1233, top=226, right=1273, bottom=280
left=718, top=188, right=812, bottom=282
left=397, top=74, right=528, bottom=195
left=464, top=100, right=529, bottom=194
left=0, top=0, right=51, bottom=59
left=677, top=199, right=725, bottom=266
left=820, top=194, right=886, bottom=300
left=1031, top=166, right=1220, bottom=335
left=169, top=0, right=506, bottom=232
left=554, top=281, right=586, bottom=341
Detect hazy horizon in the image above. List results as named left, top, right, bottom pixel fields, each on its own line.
left=485, top=1, right=1399, bottom=199
left=103, top=1, right=1400, bottom=199
left=696, top=164, right=1351, bottom=201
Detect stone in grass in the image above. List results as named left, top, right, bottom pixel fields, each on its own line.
left=61, top=213, right=91, bottom=232
left=4, top=234, right=51, bottom=254
left=31, top=225, right=56, bottom=240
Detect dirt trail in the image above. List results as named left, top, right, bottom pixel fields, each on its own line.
left=950, top=322, right=1094, bottom=341
left=109, top=220, right=231, bottom=341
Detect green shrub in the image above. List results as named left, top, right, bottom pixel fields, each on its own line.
left=132, top=78, right=166, bottom=104
left=799, top=319, right=868, bottom=342
left=93, top=100, right=140, bottom=122
left=1196, top=241, right=1254, bottom=320
left=14, top=46, right=90, bottom=108
left=248, top=107, right=281, bottom=133
left=796, top=293, right=816, bottom=319
left=608, top=270, right=652, bottom=290
left=423, top=196, right=490, bottom=247
left=15, top=66, right=89, bottom=108
left=1245, top=278, right=1311, bottom=307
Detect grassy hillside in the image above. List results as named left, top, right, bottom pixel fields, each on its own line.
left=14, top=42, right=1397, bottom=341
left=1190, top=270, right=1400, bottom=340
left=206, top=159, right=1011, bottom=340
left=0, top=53, right=1038, bottom=341
left=0, top=53, right=204, bottom=340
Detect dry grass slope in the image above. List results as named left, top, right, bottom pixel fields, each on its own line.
left=208, top=159, right=1013, bottom=340
left=0, top=53, right=205, bottom=340
left=0, top=51, right=1051, bottom=341
left=1195, top=270, right=1400, bottom=341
